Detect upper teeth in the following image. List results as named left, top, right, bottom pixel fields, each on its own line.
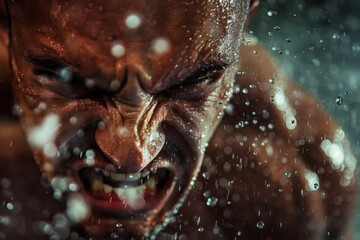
left=97, top=169, right=150, bottom=182
left=91, top=176, right=155, bottom=193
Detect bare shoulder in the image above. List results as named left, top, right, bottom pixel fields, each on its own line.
left=204, top=42, right=357, bottom=239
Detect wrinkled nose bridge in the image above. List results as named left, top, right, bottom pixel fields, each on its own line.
left=94, top=58, right=165, bottom=172
left=115, top=57, right=151, bottom=107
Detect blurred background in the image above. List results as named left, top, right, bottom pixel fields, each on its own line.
left=249, top=0, right=360, bottom=237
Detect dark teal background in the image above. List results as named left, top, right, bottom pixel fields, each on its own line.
left=249, top=0, right=360, bottom=238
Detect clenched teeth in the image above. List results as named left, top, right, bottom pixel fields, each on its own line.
left=96, top=169, right=150, bottom=182
left=91, top=175, right=157, bottom=193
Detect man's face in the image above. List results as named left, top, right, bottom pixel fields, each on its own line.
left=8, top=0, right=248, bottom=237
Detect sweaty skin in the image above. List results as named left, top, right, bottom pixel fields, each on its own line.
left=0, top=0, right=357, bottom=239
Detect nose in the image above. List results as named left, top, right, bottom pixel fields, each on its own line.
left=94, top=60, right=165, bottom=173
left=95, top=119, right=165, bottom=172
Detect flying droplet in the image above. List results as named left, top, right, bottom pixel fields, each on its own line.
left=256, top=221, right=265, bottom=229
left=268, top=78, right=275, bottom=84
left=125, top=13, right=142, bottom=29
left=111, top=43, right=125, bottom=58
left=202, top=172, right=211, bottom=180
left=336, top=96, right=343, bottom=105
left=152, top=37, right=170, bottom=54
left=206, top=197, right=218, bottom=207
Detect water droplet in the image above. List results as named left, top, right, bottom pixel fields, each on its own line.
left=256, top=221, right=265, bottom=229
left=206, top=197, right=218, bottom=207
left=237, top=230, right=242, bottom=236
left=202, top=172, right=211, bottom=180
left=320, top=192, right=327, bottom=199
left=6, top=202, right=14, bottom=211
left=125, top=13, right=142, bottom=29
left=110, top=80, right=121, bottom=91
left=336, top=96, right=343, bottom=105
left=285, top=171, right=292, bottom=178
left=85, top=79, right=95, bottom=89
left=58, top=68, right=72, bottom=82
left=198, top=227, right=204, bottom=232
left=152, top=37, right=170, bottom=54
left=111, top=43, right=125, bottom=58
left=111, top=232, right=120, bottom=239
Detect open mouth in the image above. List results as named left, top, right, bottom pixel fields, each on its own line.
left=78, top=167, right=175, bottom=216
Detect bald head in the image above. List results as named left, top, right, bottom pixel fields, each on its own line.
left=5, top=0, right=253, bottom=237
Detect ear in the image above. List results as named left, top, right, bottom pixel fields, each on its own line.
left=249, top=0, right=260, bottom=17
left=0, top=0, right=9, bottom=47
left=243, top=0, right=260, bottom=31
left=0, top=0, right=12, bottom=118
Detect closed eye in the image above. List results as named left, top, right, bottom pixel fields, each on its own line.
left=160, top=68, right=226, bottom=101
left=160, top=61, right=231, bottom=97
left=33, top=67, right=87, bottom=87
left=169, top=69, right=223, bottom=91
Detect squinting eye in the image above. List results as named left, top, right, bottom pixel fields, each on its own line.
left=32, top=68, right=102, bottom=99
left=162, top=70, right=224, bottom=100
left=34, top=67, right=74, bottom=83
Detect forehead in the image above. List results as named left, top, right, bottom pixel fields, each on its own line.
left=9, top=0, right=248, bottom=89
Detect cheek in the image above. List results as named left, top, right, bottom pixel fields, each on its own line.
left=166, top=81, right=234, bottom=150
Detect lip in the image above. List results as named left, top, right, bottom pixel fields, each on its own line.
left=75, top=162, right=177, bottom=218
